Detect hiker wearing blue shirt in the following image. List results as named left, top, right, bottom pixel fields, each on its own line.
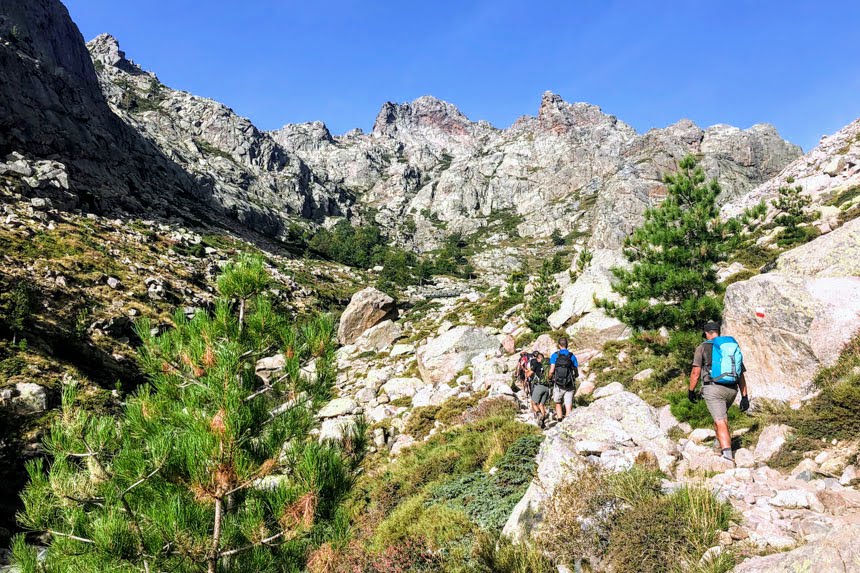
left=689, top=321, right=750, bottom=462
left=548, top=337, right=579, bottom=421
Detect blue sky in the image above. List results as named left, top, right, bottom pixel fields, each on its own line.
left=65, top=1, right=860, bottom=151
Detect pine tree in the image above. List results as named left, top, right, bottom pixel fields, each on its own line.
left=216, top=254, right=270, bottom=333
left=772, top=185, right=813, bottom=247
left=525, top=260, right=558, bottom=333
left=600, top=155, right=735, bottom=331
left=13, top=257, right=362, bottom=573
left=569, top=247, right=593, bottom=281
left=549, top=252, right=566, bottom=273
left=6, top=281, right=32, bottom=344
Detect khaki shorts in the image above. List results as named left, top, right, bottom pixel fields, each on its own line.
left=531, top=384, right=550, bottom=406
left=553, top=385, right=574, bottom=410
left=703, top=383, right=738, bottom=422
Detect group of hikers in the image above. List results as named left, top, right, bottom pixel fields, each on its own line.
left=514, top=336, right=579, bottom=429
left=514, top=321, right=750, bottom=462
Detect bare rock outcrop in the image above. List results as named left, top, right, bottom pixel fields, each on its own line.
left=724, top=117, right=860, bottom=219
left=337, top=287, right=396, bottom=345
left=0, top=0, right=206, bottom=215
left=86, top=34, right=354, bottom=237
left=733, top=523, right=860, bottom=572
left=724, top=216, right=860, bottom=402
left=416, top=325, right=501, bottom=386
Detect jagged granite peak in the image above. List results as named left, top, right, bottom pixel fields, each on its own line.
left=269, top=121, right=334, bottom=155
left=372, top=95, right=478, bottom=138
left=87, top=32, right=145, bottom=76
left=272, top=89, right=800, bottom=251
left=535, top=90, right=634, bottom=136
left=1, top=0, right=803, bottom=255
left=723, top=117, right=860, bottom=218
left=86, top=33, right=355, bottom=232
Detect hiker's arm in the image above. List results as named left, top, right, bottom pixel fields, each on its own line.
left=738, top=372, right=748, bottom=397
left=548, top=364, right=555, bottom=378
left=689, top=366, right=701, bottom=391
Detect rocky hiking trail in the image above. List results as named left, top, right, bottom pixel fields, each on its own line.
left=3, top=1, right=860, bottom=569
left=299, top=281, right=860, bottom=572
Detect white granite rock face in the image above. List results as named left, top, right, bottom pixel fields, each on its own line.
left=724, top=219, right=860, bottom=402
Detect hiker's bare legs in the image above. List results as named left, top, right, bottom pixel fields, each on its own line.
left=715, top=418, right=731, bottom=451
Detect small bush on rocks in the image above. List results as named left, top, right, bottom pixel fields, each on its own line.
left=429, top=434, right=543, bottom=531
left=666, top=391, right=752, bottom=430
left=469, top=532, right=555, bottom=573
left=791, top=335, right=860, bottom=441
left=538, top=465, right=732, bottom=573
left=459, top=396, right=520, bottom=425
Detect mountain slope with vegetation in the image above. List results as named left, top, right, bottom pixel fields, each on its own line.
left=1, top=1, right=860, bottom=572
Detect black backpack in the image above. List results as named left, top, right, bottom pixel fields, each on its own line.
left=552, top=352, right=578, bottom=389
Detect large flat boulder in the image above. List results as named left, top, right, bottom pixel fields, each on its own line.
left=565, top=308, right=631, bottom=346
left=353, top=319, right=402, bottom=352
left=416, top=326, right=500, bottom=386
left=775, top=216, right=860, bottom=278
left=337, top=287, right=397, bottom=345
left=724, top=216, right=860, bottom=402
left=723, top=274, right=860, bottom=401
left=548, top=249, right=627, bottom=329
left=733, top=523, right=860, bottom=572
left=502, top=391, right=676, bottom=541
left=380, top=377, right=426, bottom=400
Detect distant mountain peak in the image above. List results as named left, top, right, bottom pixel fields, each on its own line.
left=536, top=90, right=626, bottom=135
left=372, top=95, right=473, bottom=138
left=87, top=33, right=146, bottom=76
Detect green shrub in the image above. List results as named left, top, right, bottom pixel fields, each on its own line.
left=607, top=485, right=733, bottom=573
left=404, top=405, right=441, bottom=439
left=604, top=464, right=663, bottom=504
left=373, top=494, right=474, bottom=550
left=458, top=396, right=519, bottom=424
left=789, top=335, right=860, bottom=441
left=469, top=532, right=555, bottom=573
left=666, top=391, right=752, bottom=429
left=429, top=434, right=543, bottom=531
left=538, top=466, right=732, bottom=572
left=767, top=435, right=822, bottom=470
left=354, top=416, right=539, bottom=555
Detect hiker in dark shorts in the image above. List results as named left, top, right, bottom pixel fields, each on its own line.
left=527, top=351, right=549, bottom=426
left=689, top=321, right=750, bottom=461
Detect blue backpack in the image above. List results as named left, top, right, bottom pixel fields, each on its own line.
left=708, top=336, right=743, bottom=384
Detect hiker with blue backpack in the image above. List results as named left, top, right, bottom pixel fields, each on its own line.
left=548, top=337, right=579, bottom=422
left=689, top=321, right=750, bottom=462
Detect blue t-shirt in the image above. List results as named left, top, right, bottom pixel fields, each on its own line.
left=550, top=348, right=578, bottom=367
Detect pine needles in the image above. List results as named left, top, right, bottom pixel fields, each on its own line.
left=13, top=256, right=361, bottom=572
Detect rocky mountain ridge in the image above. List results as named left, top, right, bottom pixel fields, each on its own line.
left=272, top=91, right=801, bottom=251
left=87, top=34, right=355, bottom=239
left=1, top=0, right=803, bottom=255
left=3, top=1, right=860, bottom=571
